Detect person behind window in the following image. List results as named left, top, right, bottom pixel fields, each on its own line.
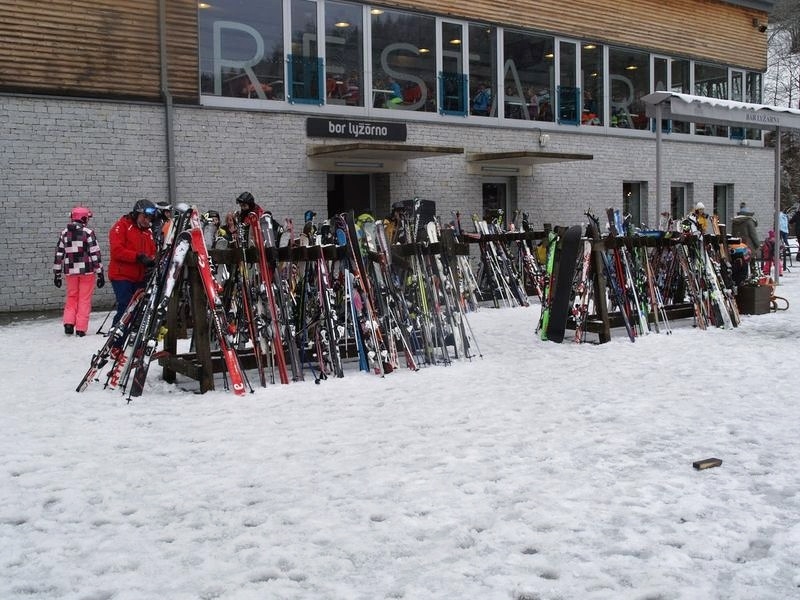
left=472, top=83, right=491, bottom=116
left=386, top=77, right=403, bottom=108
left=53, top=206, right=104, bottom=336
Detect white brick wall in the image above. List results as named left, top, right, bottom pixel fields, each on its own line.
left=0, top=95, right=775, bottom=312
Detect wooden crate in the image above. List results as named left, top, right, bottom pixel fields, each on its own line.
left=736, top=285, right=770, bottom=315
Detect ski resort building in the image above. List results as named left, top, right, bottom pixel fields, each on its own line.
left=0, top=0, right=775, bottom=312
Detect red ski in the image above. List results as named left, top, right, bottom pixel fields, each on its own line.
left=189, top=227, right=248, bottom=395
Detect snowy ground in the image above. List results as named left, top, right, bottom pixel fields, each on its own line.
left=2, top=271, right=799, bottom=600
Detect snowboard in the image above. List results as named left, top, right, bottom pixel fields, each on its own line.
left=545, top=225, right=583, bottom=343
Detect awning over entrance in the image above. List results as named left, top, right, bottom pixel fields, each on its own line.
left=307, top=142, right=464, bottom=173
left=466, top=150, right=594, bottom=176
left=643, top=91, right=800, bottom=131
left=642, top=91, right=800, bottom=285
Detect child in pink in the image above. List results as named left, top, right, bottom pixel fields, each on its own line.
left=761, top=230, right=783, bottom=277
left=53, top=206, right=105, bottom=336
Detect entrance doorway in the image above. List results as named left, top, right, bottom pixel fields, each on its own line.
left=327, top=173, right=392, bottom=218
left=482, top=178, right=516, bottom=227
left=327, top=174, right=371, bottom=217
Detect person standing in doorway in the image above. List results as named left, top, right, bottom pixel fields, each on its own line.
left=53, top=206, right=104, bottom=336
left=108, top=199, right=157, bottom=325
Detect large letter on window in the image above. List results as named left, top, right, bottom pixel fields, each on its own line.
left=213, top=21, right=266, bottom=98
left=381, top=43, right=427, bottom=111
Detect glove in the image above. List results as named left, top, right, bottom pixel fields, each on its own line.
left=137, top=254, right=156, bottom=268
left=53, top=273, right=62, bottom=288
left=96, top=271, right=105, bottom=289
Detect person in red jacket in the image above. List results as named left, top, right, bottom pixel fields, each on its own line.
left=108, top=199, right=157, bottom=325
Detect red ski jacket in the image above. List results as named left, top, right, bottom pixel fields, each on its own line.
left=108, top=214, right=156, bottom=283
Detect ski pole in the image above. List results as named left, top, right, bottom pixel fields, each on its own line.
left=95, top=303, right=117, bottom=335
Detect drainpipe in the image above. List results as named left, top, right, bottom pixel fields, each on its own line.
left=158, top=0, right=177, bottom=205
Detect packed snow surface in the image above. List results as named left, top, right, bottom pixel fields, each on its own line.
left=2, top=274, right=799, bottom=599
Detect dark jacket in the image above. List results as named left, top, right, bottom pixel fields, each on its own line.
left=789, top=210, right=800, bottom=238
left=731, top=213, right=760, bottom=255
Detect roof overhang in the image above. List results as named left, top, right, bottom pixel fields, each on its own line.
left=307, top=142, right=464, bottom=173
left=643, top=91, right=800, bottom=131
left=466, top=150, right=594, bottom=176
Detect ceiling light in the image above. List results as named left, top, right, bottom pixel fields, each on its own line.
left=449, top=39, right=461, bottom=45
left=544, top=52, right=554, bottom=59
left=198, top=2, right=211, bottom=8
left=334, top=21, right=350, bottom=28
left=583, top=44, right=596, bottom=50
left=419, top=48, right=430, bottom=54
left=334, top=160, right=384, bottom=169
left=481, top=166, right=521, bottom=174
left=625, top=64, right=638, bottom=71
left=370, top=8, right=383, bottom=15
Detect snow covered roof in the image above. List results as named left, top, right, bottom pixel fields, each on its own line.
left=642, top=91, right=800, bottom=131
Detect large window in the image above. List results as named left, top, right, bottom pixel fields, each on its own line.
left=694, top=62, right=728, bottom=137
left=325, top=1, right=363, bottom=106
left=468, top=24, right=497, bottom=118
left=371, top=9, right=435, bottom=112
left=581, top=43, right=603, bottom=126
left=624, top=182, right=645, bottom=227
left=440, top=21, right=467, bottom=115
left=502, top=30, right=554, bottom=122
left=289, top=0, right=321, bottom=103
left=199, top=0, right=285, bottom=100
left=670, top=58, right=691, bottom=133
left=745, top=72, right=763, bottom=140
left=609, top=48, right=649, bottom=129
left=197, top=0, right=762, bottom=149
left=557, top=41, right=579, bottom=124
left=714, top=183, right=733, bottom=225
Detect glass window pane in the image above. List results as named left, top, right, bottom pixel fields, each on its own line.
left=371, top=9, right=436, bottom=112
left=289, top=0, right=320, bottom=103
left=670, top=59, right=690, bottom=133
left=745, top=72, right=763, bottom=140
left=469, top=24, right=497, bottom=117
left=199, top=0, right=285, bottom=100
left=441, top=22, right=466, bottom=114
left=694, top=61, right=728, bottom=137
left=325, top=1, right=363, bottom=106
left=609, top=48, right=649, bottom=129
left=503, top=29, right=554, bottom=122
left=623, top=182, right=642, bottom=226
left=581, top=42, right=603, bottom=126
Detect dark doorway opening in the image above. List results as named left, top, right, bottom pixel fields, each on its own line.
left=327, top=174, right=372, bottom=217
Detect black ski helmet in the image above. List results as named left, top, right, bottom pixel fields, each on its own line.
left=132, top=199, right=157, bottom=216
left=236, top=191, right=255, bottom=208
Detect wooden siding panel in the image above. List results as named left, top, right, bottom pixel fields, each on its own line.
left=0, top=0, right=197, bottom=102
left=0, top=0, right=766, bottom=102
left=387, top=0, right=769, bottom=71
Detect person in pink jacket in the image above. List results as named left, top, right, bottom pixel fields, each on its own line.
left=53, top=206, right=104, bottom=336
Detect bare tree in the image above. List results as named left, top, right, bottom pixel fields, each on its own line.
left=765, top=0, right=800, bottom=108
left=764, top=0, right=800, bottom=208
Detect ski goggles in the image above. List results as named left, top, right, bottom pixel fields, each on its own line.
left=140, top=206, right=158, bottom=217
